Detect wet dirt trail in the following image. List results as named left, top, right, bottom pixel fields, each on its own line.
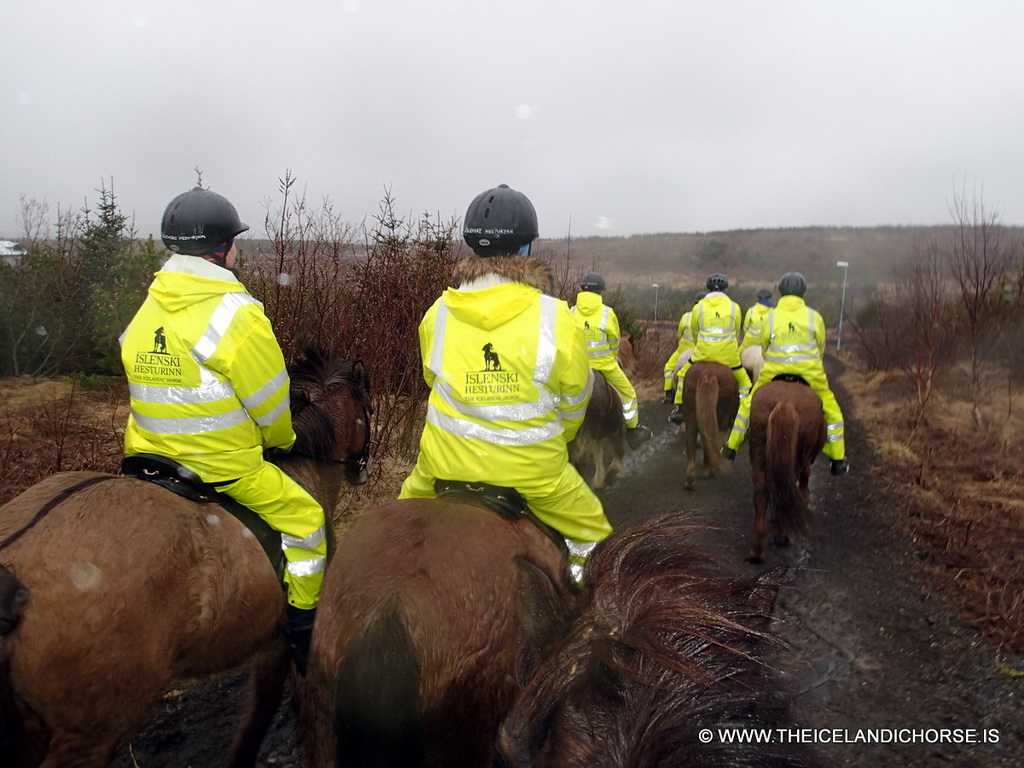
left=598, top=367, right=1023, bottom=767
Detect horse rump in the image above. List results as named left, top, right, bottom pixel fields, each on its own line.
left=302, top=498, right=578, bottom=768
left=334, top=601, right=425, bottom=768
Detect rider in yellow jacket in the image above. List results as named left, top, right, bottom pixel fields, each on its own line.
left=571, top=272, right=652, bottom=450
left=119, top=186, right=326, bottom=672
left=721, top=272, right=849, bottom=475
left=671, top=274, right=752, bottom=421
left=740, top=288, right=773, bottom=354
left=399, top=184, right=611, bottom=579
left=662, top=291, right=704, bottom=403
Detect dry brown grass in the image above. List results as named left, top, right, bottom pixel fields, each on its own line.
left=840, top=363, right=1024, bottom=653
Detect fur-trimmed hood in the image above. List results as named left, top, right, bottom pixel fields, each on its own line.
left=454, top=254, right=555, bottom=295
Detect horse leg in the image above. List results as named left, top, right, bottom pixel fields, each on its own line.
left=226, top=636, right=291, bottom=768
left=606, top=434, right=623, bottom=487
left=592, top=440, right=606, bottom=491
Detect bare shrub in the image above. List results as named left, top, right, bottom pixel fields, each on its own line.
left=244, top=176, right=460, bottom=489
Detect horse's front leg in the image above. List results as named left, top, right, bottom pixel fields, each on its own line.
left=226, top=636, right=291, bottom=768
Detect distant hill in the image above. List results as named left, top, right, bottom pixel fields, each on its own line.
left=535, top=225, right=1024, bottom=294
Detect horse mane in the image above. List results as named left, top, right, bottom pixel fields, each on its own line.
left=509, top=511, right=824, bottom=767
left=582, top=513, right=779, bottom=688
left=288, top=347, right=367, bottom=461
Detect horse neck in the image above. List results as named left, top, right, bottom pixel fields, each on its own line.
left=278, top=456, right=347, bottom=517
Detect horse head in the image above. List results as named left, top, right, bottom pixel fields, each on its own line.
left=288, top=348, right=374, bottom=485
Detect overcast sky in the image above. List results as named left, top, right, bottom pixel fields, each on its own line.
left=4, top=0, right=1023, bottom=242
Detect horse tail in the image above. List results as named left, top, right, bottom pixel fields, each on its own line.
left=766, top=402, right=812, bottom=538
left=695, top=373, right=723, bottom=457
left=0, top=567, right=30, bottom=762
left=334, top=601, right=425, bottom=768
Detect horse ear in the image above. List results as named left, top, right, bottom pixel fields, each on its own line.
left=352, top=359, right=367, bottom=386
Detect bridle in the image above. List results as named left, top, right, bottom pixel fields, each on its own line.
left=289, top=371, right=375, bottom=478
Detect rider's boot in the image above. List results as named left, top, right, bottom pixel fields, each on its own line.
left=286, top=604, right=317, bottom=676
left=626, top=424, right=652, bottom=450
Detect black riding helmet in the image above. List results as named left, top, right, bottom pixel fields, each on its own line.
left=778, top=272, right=807, bottom=297
left=161, top=187, right=249, bottom=256
left=756, top=288, right=772, bottom=301
left=463, top=184, right=539, bottom=257
left=706, top=273, right=728, bottom=292
left=580, top=272, right=606, bottom=293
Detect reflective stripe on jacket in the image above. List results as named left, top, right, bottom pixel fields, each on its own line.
left=414, top=280, right=591, bottom=486
left=119, top=254, right=295, bottom=483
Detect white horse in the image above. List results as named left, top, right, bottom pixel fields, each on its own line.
left=741, top=345, right=764, bottom=385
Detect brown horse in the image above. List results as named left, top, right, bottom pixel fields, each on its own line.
left=747, top=378, right=826, bottom=562
left=617, top=332, right=638, bottom=376
left=680, top=361, right=739, bottom=491
left=569, top=372, right=626, bottom=490
left=497, top=512, right=825, bottom=768
left=0, top=349, right=372, bottom=768
left=299, top=495, right=580, bottom=768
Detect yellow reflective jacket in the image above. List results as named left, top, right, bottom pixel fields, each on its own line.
left=119, top=254, right=295, bottom=483
left=740, top=302, right=772, bottom=352
left=760, top=295, right=827, bottom=373
left=570, top=290, right=620, bottom=371
left=414, top=279, right=592, bottom=486
left=689, top=292, right=743, bottom=367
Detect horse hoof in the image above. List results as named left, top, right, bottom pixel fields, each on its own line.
left=746, top=551, right=765, bottom=564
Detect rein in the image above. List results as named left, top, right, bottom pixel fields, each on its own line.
left=0, top=474, right=116, bottom=552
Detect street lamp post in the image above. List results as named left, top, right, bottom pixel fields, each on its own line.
left=652, top=283, right=659, bottom=324
left=836, top=261, right=849, bottom=352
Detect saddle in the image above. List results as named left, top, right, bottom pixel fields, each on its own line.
left=119, top=453, right=284, bottom=580
left=434, top=479, right=569, bottom=557
left=772, top=373, right=810, bottom=386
